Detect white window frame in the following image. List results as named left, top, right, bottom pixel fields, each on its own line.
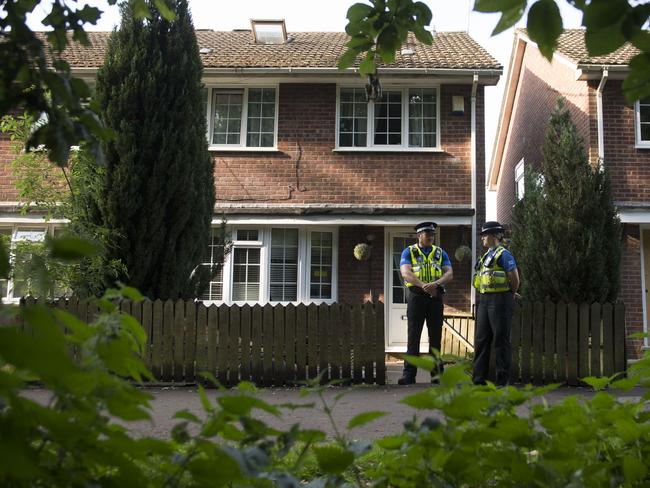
left=204, top=225, right=338, bottom=305
left=206, top=85, right=280, bottom=152
left=0, top=223, right=62, bottom=303
left=514, top=158, right=525, bottom=200
left=335, top=85, right=442, bottom=152
left=635, top=98, right=650, bottom=148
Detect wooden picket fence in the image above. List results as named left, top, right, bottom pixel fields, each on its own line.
left=507, top=301, right=626, bottom=385
left=442, top=314, right=475, bottom=358
left=25, top=298, right=386, bottom=386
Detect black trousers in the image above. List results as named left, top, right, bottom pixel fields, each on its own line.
left=402, top=290, right=444, bottom=379
left=472, top=292, right=514, bottom=386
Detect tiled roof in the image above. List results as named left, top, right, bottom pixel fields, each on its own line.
left=521, top=28, right=640, bottom=66
left=37, top=30, right=501, bottom=70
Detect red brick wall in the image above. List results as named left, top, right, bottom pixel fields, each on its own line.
left=495, top=45, right=591, bottom=224
left=0, top=127, right=20, bottom=201
left=602, top=80, right=650, bottom=203
left=337, top=226, right=385, bottom=304
left=213, top=83, right=474, bottom=205
left=621, top=224, right=644, bottom=358
left=440, top=225, right=472, bottom=313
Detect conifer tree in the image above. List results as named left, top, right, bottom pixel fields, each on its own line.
left=510, top=99, right=621, bottom=303
left=95, top=0, right=215, bottom=299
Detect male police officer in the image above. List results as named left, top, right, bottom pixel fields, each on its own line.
left=397, top=222, right=453, bottom=385
left=472, top=221, right=520, bottom=386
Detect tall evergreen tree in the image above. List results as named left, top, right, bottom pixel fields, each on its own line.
left=510, top=99, right=621, bottom=303
left=95, top=0, right=215, bottom=299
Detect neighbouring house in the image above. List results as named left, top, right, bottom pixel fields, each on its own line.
left=0, top=21, right=502, bottom=352
left=489, top=28, right=649, bottom=359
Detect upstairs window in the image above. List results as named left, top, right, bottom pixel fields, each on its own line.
left=636, top=97, right=650, bottom=147
left=209, top=87, right=277, bottom=149
left=337, top=86, right=439, bottom=150
left=515, top=159, right=525, bottom=200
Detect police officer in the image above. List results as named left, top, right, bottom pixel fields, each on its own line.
left=397, top=222, right=453, bottom=385
left=472, top=221, right=520, bottom=386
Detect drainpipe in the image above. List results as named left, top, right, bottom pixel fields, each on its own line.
left=597, top=68, right=608, bottom=162
left=471, top=74, right=478, bottom=309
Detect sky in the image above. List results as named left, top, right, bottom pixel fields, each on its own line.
left=28, top=0, right=584, bottom=218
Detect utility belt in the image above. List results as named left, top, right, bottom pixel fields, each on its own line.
left=409, top=285, right=446, bottom=297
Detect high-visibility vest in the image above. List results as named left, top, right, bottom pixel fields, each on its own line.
left=406, top=245, right=443, bottom=287
left=473, top=245, right=511, bottom=293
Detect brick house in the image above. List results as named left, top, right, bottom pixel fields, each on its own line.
left=0, top=22, right=501, bottom=352
left=489, top=28, right=649, bottom=359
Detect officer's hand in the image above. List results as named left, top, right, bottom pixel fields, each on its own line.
left=513, top=292, right=522, bottom=300
left=423, top=283, right=438, bottom=297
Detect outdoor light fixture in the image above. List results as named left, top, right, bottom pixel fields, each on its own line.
left=452, top=95, right=465, bottom=114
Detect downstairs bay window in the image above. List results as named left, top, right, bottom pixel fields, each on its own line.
left=337, top=86, right=440, bottom=150
left=202, top=226, right=337, bottom=304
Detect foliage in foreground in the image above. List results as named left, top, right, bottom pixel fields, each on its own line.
left=1, top=239, right=650, bottom=487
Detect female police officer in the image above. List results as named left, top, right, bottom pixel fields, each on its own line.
left=397, top=222, right=453, bottom=385
left=472, top=221, right=520, bottom=386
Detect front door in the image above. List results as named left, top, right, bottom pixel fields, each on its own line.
left=386, top=231, right=438, bottom=352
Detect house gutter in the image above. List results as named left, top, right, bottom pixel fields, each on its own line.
left=471, top=73, right=479, bottom=307
left=596, top=68, right=609, bottom=161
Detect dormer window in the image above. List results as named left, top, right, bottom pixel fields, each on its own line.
left=251, top=19, right=287, bottom=44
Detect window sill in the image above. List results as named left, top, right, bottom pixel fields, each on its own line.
left=208, top=146, right=280, bottom=152
left=635, top=143, right=650, bottom=150
left=333, top=147, right=444, bottom=153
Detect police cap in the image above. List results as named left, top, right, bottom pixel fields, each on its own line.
left=414, top=221, right=437, bottom=234
left=480, top=221, right=506, bottom=235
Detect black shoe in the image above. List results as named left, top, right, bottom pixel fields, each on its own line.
left=397, top=376, right=416, bottom=385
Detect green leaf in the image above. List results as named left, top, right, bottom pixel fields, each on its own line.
left=153, top=0, right=176, bottom=20
left=440, top=363, right=471, bottom=387
left=49, top=236, right=99, bottom=260
left=400, top=390, right=439, bottom=409
left=473, top=0, right=526, bottom=14
left=359, top=52, right=377, bottom=76
left=610, top=375, right=638, bottom=391
left=198, top=384, right=212, bottom=412
left=492, top=5, right=525, bottom=35
left=218, top=395, right=280, bottom=417
left=347, top=3, right=374, bottom=23
left=623, top=455, right=647, bottom=484
left=313, top=445, right=355, bottom=475
left=119, top=284, right=144, bottom=302
left=582, top=0, right=629, bottom=31
left=581, top=376, right=611, bottom=391
left=296, top=429, right=327, bottom=443
left=337, top=48, right=360, bottom=70
left=347, top=410, right=387, bottom=429
left=585, top=23, right=626, bottom=57
left=376, top=434, right=407, bottom=449
left=173, top=409, right=202, bottom=423
left=527, top=0, right=563, bottom=60
left=403, top=354, right=434, bottom=372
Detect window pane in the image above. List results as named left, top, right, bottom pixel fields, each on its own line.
left=339, top=88, right=367, bottom=147
left=642, top=123, right=650, bottom=142
left=237, top=229, right=259, bottom=241
left=212, top=90, right=243, bottom=145
left=269, top=228, right=298, bottom=302
left=247, top=88, right=276, bottom=148
left=310, top=231, right=333, bottom=299
left=374, top=90, right=401, bottom=146
left=408, top=88, right=437, bottom=148
left=199, top=227, right=225, bottom=301
left=232, top=248, right=260, bottom=301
